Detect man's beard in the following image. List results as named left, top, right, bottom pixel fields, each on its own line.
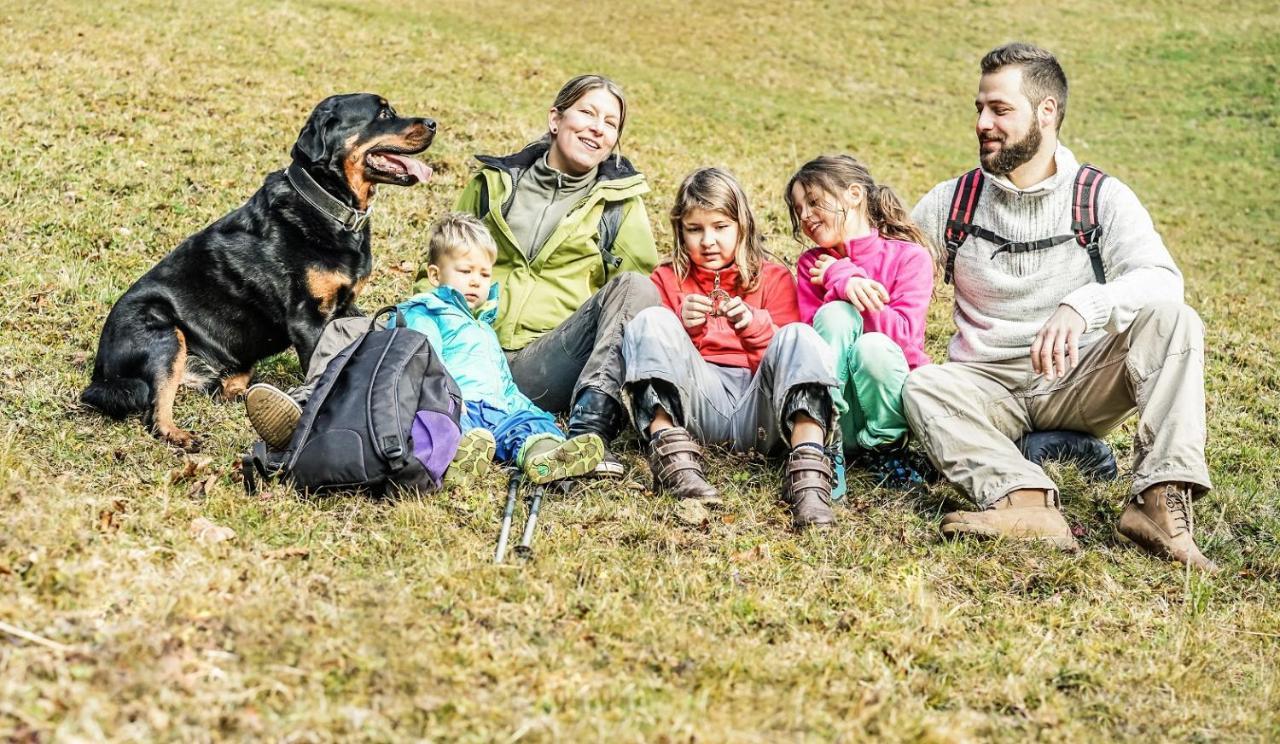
left=980, top=124, right=1042, bottom=175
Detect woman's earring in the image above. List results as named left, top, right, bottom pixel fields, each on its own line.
left=550, top=127, right=558, bottom=134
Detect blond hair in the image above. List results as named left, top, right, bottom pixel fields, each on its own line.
left=426, top=212, right=497, bottom=266
left=668, top=167, right=765, bottom=293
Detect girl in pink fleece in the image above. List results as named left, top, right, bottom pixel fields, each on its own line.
left=785, top=155, right=937, bottom=483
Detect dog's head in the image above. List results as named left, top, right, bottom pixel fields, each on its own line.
left=291, top=93, right=436, bottom=208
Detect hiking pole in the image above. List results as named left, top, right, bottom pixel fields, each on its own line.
left=514, top=483, right=547, bottom=558
left=494, top=470, right=521, bottom=563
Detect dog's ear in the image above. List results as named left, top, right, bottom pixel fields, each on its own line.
left=291, top=99, right=337, bottom=164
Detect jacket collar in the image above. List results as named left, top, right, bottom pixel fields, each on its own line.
left=409, top=282, right=500, bottom=324
left=985, top=144, right=1080, bottom=197
left=687, top=262, right=742, bottom=294
left=475, top=140, right=640, bottom=182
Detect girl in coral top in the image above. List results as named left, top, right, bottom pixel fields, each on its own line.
left=785, top=155, right=936, bottom=486
left=622, top=168, right=840, bottom=531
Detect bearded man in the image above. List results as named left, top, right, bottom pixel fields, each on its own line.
left=904, top=42, right=1216, bottom=570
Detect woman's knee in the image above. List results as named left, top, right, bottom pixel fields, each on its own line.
left=604, top=271, right=661, bottom=308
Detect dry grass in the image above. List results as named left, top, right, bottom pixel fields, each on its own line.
left=2, top=0, right=1278, bottom=740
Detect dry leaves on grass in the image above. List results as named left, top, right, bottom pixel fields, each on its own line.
left=189, top=517, right=236, bottom=544
left=731, top=543, right=771, bottom=563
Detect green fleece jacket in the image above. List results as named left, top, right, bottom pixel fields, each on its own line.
left=444, top=142, right=658, bottom=351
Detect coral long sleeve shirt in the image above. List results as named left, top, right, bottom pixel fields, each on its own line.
left=796, top=230, right=934, bottom=369
left=650, top=260, right=800, bottom=373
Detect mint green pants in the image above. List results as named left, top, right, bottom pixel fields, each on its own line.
left=812, top=303, right=910, bottom=451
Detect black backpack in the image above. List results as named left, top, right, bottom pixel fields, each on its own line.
left=243, top=307, right=463, bottom=496
left=943, top=165, right=1108, bottom=284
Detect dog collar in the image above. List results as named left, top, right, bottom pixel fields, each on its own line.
left=286, top=162, right=372, bottom=232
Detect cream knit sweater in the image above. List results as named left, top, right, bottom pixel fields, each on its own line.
left=912, top=145, right=1184, bottom=363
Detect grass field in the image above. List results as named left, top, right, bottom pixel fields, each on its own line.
left=2, top=0, right=1279, bottom=740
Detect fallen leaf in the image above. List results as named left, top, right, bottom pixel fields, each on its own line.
left=98, top=499, right=126, bottom=532
left=170, top=455, right=213, bottom=484
left=185, top=474, right=218, bottom=500
left=721, top=514, right=737, bottom=524
left=264, top=546, right=310, bottom=560
left=674, top=499, right=709, bottom=526
left=731, top=543, right=771, bottom=563
left=190, top=517, right=235, bottom=544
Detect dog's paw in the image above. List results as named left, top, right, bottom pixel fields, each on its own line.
left=217, top=373, right=252, bottom=402
left=157, top=425, right=201, bottom=452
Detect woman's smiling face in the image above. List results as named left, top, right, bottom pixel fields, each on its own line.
left=547, top=87, right=622, bottom=175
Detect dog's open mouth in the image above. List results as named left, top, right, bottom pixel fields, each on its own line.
left=365, top=149, right=433, bottom=185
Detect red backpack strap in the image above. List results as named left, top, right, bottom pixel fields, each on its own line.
left=943, top=168, right=985, bottom=284
left=1072, top=164, right=1108, bottom=283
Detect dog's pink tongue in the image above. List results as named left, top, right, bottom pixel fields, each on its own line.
left=383, top=154, right=433, bottom=184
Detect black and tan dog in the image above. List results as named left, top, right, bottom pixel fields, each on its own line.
left=81, top=93, right=435, bottom=449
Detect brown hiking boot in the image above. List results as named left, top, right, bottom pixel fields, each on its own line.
left=1118, top=483, right=1218, bottom=572
left=940, top=489, right=1079, bottom=551
left=649, top=427, right=721, bottom=506
left=782, top=447, right=836, bottom=531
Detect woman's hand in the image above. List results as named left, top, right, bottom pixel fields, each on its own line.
left=722, top=297, right=754, bottom=331
left=681, top=293, right=714, bottom=328
left=844, top=277, right=889, bottom=312
left=809, top=254, right=837, bottom=285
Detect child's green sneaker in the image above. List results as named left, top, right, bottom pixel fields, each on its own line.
left=444, top=428, right=496, bottom=488
left=521, top=433, right=605, bottom=485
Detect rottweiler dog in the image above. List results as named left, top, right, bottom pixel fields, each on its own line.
left=81, top=93, right=435, bottom=449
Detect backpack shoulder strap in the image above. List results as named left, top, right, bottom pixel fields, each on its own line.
left=1072, top=164, right=1108, bottom=283
left=596, top=199, right=626, bottom=274
left=943, top=168, right=985, bottom=284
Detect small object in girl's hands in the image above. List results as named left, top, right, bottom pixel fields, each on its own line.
left=709, top=288, right=731, bottom=316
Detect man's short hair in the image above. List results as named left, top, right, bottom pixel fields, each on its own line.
left=426, top=212, right=498, bottom=266
left=981, top=42, right=1068, bottom=130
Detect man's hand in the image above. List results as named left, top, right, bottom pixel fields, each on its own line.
left=844, top=277, right=889, bottom=312
left=681, top=293, right=714, bottom=329
left=1031, top=304, right=1087, bottom=380
left=722, top=296, right=754, bottom=331
left=809, top=254, right=837, bottom=285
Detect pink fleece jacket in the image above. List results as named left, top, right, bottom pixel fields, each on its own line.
left=796, top=230, right=934, bottom=369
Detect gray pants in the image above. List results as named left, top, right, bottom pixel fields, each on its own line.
left=289, top=315, right=371, bottom=402
left=622, top=307, right=838, bottom=455
left=903, top=302, right=1212, bottom=508
left=504, top=272, right=660, bottom=414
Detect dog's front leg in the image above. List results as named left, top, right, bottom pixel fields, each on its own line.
left=287, top=318, right=325, bottom=376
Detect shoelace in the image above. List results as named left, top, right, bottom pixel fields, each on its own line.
left=1165, top=486, right=1193, bottom=537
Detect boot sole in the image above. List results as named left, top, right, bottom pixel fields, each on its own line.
left=245, top=384, right=301, bottom=450
left=525, top=434, right=605, bottom=485
left=444, top=430, right=496, bottom=488
left=941, top=521, right=1080, bottom=552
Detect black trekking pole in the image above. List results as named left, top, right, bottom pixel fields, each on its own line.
left=494, top=470, right=521, bottom=563
left=514, top=483, right=547, bottom=558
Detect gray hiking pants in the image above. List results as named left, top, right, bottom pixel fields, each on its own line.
left=903, top=302, right=1212, bottom=508
left=622, top=307, right=838, bottom=455
left=504, top=272, right=660, bottom=414
left=288, top=315, right=370, bottom=403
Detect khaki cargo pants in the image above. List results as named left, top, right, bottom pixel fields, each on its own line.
left=903, top=303, right=1212, bottom=508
